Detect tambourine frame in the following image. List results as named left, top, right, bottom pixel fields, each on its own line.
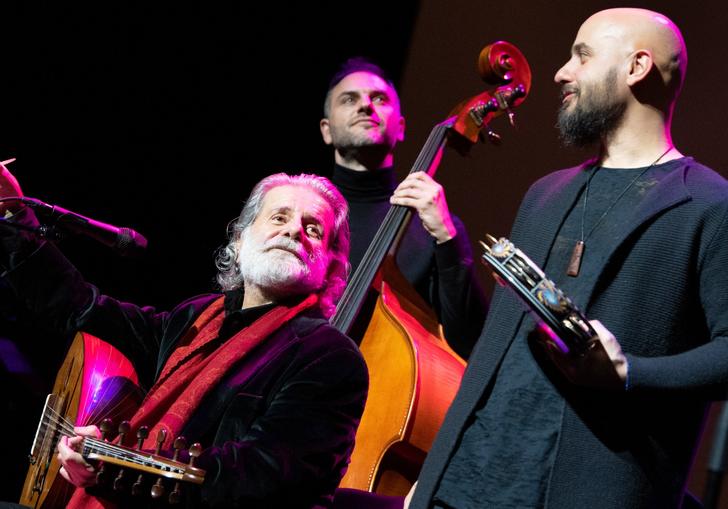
left=480, top=237, right=597, bottom=356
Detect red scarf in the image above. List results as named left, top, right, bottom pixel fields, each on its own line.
left=68, top=293, right=318, bottom=508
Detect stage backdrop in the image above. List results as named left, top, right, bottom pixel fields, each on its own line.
left=3, top=0, right=727, bottom=504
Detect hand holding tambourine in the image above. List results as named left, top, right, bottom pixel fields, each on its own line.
left=480, top=235, right=627, bottom=390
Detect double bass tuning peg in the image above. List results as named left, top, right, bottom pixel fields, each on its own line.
left=479, top=124, right=502, bottom=146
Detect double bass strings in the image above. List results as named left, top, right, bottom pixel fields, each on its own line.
left=332, top=123, right=450, bottom=331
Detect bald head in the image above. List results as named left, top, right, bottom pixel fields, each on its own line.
left=580, top=8, right=687, bottom=98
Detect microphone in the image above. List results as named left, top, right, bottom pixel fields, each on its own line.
left=21, top=197, right=148, bottom=257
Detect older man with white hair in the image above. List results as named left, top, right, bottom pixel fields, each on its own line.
left=0, top=168, right=368, bottom=509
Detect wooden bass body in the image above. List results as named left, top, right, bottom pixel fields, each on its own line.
left=339, top=259, right=466, bottom=496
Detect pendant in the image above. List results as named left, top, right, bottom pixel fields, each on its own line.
left=567, top=240, right=584, bottom=277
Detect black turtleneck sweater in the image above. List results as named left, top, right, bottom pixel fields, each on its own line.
left=331, top=164, right=487, bottom=359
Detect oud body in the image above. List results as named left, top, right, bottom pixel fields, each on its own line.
left=20, top=332, right=142, bottom=509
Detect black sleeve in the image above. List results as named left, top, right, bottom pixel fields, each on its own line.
left=431, top=216, right=488, bottom=360
left=626, top=204, right=728, bottom=397
left=0, top=207, right=204, bottom=388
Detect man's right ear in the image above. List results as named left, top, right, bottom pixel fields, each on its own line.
left=319, top=118, right=332, bottom=145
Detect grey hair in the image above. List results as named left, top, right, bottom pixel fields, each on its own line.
left=215, top=173, right=350, bottom=318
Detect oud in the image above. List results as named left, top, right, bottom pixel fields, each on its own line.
left=20, top=332, right=205, bottom=508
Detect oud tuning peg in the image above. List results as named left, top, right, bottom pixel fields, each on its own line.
left=117, top=421, right=131, bottom=445
left=131, top=426, right=150, bottom=496
left=154, top=428, right=168, bottom=455
left=99, top=419, right=113, bottom=441
left=95, top=419, right=113, bottom=485
left=112, top=421, right=131, bottom=490
left=113, top=469, right=126, bottom=491
left=188, top=443, right=202, bottom=467
left=145, top=428, right=168, bottom=499
left=168, top=485, right=181, bottom=505
left=96, top=464, right=110, bottom=486
left=151, top=477, right=165, bottom=499
left=131, top=474, right=145, bottom=496
left=168, top=437, right=188, bottom=505
left=171, top=436, right=187, bottom=461
left=135, top=425, right=149, bottom=449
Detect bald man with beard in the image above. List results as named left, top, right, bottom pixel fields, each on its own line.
left=406, top=8, right=728, bottom=509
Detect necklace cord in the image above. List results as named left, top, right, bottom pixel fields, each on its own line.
left=580, top=146, right=674, bottom=243
left=567, top=146, right=674, bottom=277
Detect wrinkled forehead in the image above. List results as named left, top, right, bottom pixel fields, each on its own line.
left=261, top=185, right=335, bottom=224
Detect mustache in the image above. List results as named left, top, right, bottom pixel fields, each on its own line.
left=350, top=115, right=380, bottom=125
left=560, top=85, right=578, bottom=100
left=264, top=238, right=305, bottom=260
left=262, top=237, right=326, bottom=264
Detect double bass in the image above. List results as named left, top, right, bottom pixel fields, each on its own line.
left=333, top=41, right=531, bottom=496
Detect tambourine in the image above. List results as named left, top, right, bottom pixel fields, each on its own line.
left=479, top=235, right=597, bottom=356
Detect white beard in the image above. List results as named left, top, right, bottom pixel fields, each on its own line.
left=237, top=229, right=328, bottom=299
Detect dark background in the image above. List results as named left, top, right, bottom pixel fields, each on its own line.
left=2, top=0, right=727, bottom=503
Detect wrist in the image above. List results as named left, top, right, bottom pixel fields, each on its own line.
left=615, top=353, right=629, bottom=386
left=434, top=221, right=457, bottom=244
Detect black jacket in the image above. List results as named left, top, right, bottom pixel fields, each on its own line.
left=412, top=158, right=728, bottom=509
left=1, top=211, right=369, bottom=509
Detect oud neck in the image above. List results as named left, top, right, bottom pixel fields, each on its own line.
left=80, top=436, right=204, bottom=483
left=81, top=436, right=149, bottom=465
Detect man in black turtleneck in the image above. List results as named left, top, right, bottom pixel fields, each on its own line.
left=319, top=58, right=486, bottom=359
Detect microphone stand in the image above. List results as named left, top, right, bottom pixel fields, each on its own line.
left=0, top=216, right=63, bottom=241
